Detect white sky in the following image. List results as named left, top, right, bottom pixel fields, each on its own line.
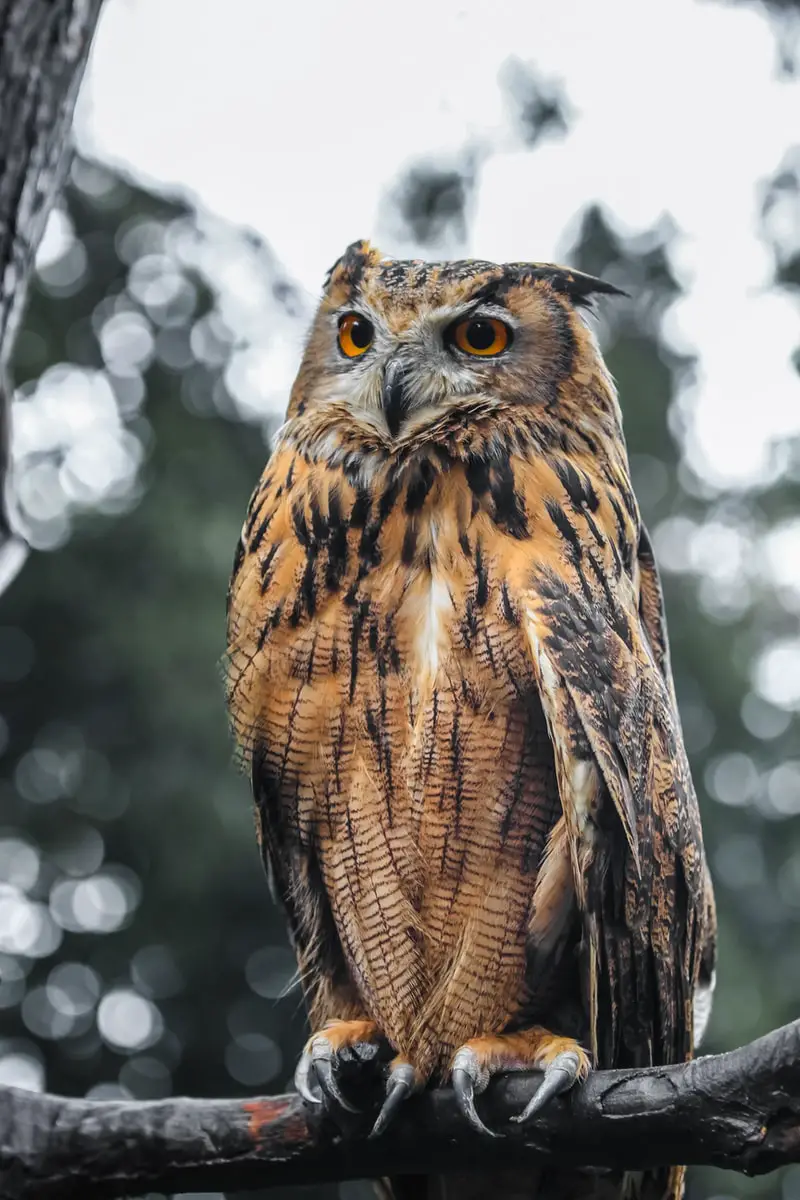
left=76, top=0, right=800, bottom=488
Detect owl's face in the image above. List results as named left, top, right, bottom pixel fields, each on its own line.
left=288, top=240, right=623, bottom=438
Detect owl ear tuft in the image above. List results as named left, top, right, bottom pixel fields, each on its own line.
left=522, top=264, right=628, bottom=308
left=323, top=240, right=379, bottom=292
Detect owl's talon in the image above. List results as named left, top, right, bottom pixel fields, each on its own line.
left=451, top=1047, right=498, bottom=1137
left=294, top=1031, right=371, bottom=1115
left=312, top=1048, right=361, bottom=1114
left=452, top=1068, right=497, bottom=1137
left=294, top=1050, right=323, bottom=1106
left=511, top=1050, right=582, bottom=1124
left=369, top=1062, right=416, bottom=1138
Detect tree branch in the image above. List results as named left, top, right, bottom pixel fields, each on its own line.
left=0, top=0, right=104, bottom=592
left=1, top=1021, right=799, bottom=1199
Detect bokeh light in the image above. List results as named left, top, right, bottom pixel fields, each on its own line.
left=0, top=1050, right=45, bottom=1092
left=97, top=989, right=163, bottom=1052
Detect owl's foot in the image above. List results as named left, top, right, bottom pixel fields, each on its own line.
left=451, top=1027, right=590, bottom=1136
left=294, top=1019, right=387, bottom=1118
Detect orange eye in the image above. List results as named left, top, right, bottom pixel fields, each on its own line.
left=451, top=316, right=510, bottom=357
left=338, top=313, right=374, bottom=358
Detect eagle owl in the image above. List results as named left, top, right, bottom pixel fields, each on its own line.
left=226, top=241, right=716, bottom=1199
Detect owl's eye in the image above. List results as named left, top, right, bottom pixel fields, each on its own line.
left=338, top=313, right=374, bottom=358
left=450, top=317, right=511, bottom=357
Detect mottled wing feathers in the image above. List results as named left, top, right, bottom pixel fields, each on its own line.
left=513, top=449, right=709, bottom=1070
left=227, top=454, right=353, bottom=1020
left=636, top=522, right=678, bottom=706
left=637, top=523, right=718, bottom=1044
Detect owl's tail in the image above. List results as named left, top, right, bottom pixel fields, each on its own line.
left=380, top=1167, right=685, bottom=1200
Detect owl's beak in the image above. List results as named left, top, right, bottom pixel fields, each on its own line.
left=381, top=359, right=409, bottom=437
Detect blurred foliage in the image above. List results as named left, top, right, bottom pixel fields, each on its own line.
left=379, top=152, right=479, bottom=256
left=1, top=35, right=799, bottom=1200
left=376, top=59, right=570, bottom=262
left=723, top=0, right=800, bottom=74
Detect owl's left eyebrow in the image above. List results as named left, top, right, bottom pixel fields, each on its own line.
left=465, top=278, right=511, bottom=309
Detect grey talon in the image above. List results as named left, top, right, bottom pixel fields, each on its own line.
left=452, top=1066, right=498, bottom=1137
left=313, top=1053, right=360, bottom=1113
left=511, top=1050, right=582, bottom=1124
left=294, top=1052, right=323, bottom=1106
left=369, top=1063, right=416, bottom=1138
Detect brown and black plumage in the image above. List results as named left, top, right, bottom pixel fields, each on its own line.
left=226, top=241, right=717, bottom=1199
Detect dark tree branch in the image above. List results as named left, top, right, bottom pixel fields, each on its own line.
left=1, top=1021, right=799, bottom=1199
left=0, top=0, right=104, bottom=592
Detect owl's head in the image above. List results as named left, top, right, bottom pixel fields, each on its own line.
left=288, top=240, right=624, bottom=437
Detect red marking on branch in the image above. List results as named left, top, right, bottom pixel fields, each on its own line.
left=242, top=1094, right=309, bottom=1137
left=243, top=1096, right=294, bottom=1138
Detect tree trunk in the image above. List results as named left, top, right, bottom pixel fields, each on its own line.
left=0, top=0, right=104, bottom=592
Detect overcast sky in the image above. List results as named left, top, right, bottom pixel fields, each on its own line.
left=76, top=0, right=800, bottom=489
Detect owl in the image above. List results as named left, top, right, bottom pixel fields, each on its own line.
left=226, top=241, right=717, bottom=1199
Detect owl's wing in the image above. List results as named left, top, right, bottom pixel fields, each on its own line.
left=225, top=446, right=358, bottom=1019
left=520, top=490, right=712, bottom=1069
left=226, top=441, right=432, bottom=1038
left=635, top=522, right=717, bottom=1044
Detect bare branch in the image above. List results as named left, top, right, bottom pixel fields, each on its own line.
left=1, top=1021, right=799, bottom=1199
left=0, top=0, right=104, bottom=591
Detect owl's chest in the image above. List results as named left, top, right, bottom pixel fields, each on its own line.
left=244, top=447, right=545, bottom=769
left=265, top=466, right=538, bottom=713
left=241, top=458, right=559, bottom=912
left=377, top=500, right=534, bottom=699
